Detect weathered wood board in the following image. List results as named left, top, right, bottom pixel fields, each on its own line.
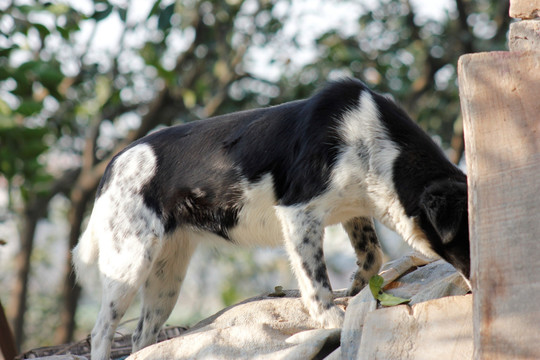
left=458, top=51, right=540, bottom=359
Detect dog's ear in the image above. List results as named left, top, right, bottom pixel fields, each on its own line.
left=420, top=180, right=467, bottom=244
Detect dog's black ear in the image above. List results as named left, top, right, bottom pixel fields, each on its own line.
left=420, top=180, right=467, bottom=244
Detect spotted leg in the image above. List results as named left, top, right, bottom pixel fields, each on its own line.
left=343, top=217, right=383, bottom=296
left=132, top=233, right=197, bottom=353
left=275, top=206, right=344, bottom=328
left=90, top=233, right=163, bottom=360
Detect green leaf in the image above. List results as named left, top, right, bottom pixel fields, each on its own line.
left=369, top=275, right=411, bottom=307
left=158, top=3, right=175, bottom=31
left=0, top=126, right=49, bottom=186
left=0, top=99, right=11, bottom=116
left=148, top=0, right=163, bottom=19
left=18, top=60, right=40, bottom=73
left=118, top=7, right=128, bottom=23
left=34, top=23, right=51, bottom=38
left=378, top=291, right=412, bottom=307
left=48, top=3, right=70, bottom=16
left=95, top=75, right=111, bottom=106
left=0, top=45, right=16, bottom=58
left=36, top=64, right=64, bottom=90
left=182, top=89, right=196, bottom=109
left=368, top=274, right=384, bottom=297
left=56, top=25, right=70, bottom=39
left=92, top=5, right=113, bottom=22
left=16, top=100, right=43, bottom=116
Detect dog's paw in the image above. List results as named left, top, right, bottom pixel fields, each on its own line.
left=347, top=280, right=367, bottom=297
left=315, top=305, right=345, bottom=329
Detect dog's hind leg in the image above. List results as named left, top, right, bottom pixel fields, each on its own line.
left=90, top=232, right=163, bottom=360
left=343, top=217, right=383, bottom=296
left=132, top=232, right=197, bottom=353
left=89, top=199, right=166, bottom=360
left=91, top=278, right=141, bottom=360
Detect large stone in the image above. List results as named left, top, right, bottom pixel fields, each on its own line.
left=510, top=0, right=540, bottom=19
left=339, top=252, right=470, bottom=359
left=509, top=20, right=540, bottom=51
left=357, top=295, right=473, bottom=360
left=126, top=252, right=470, bottom=360
left=127, top=289, right=346, bottom=360
left=19, top=356, right=87, bottom=360
left=23, top=253, right=472, bottom=360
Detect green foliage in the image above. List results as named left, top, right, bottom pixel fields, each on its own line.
left=0, top=1, right=83, bottom=207
left=277, top=0, right=509, bottom=147
left=0, top=0, right=289, bottom=208
left=0, top=125, right=51, bottom=203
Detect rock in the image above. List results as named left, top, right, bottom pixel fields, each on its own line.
left=510, top=0, right=540, bottom=19
left=339, top=252, right=470, bottom=359
left=21, top=356, right=88, bottom=360
left=127, top=289, right=347, bottom=360
left=383, top=259, right=469, bottom=305
left=357, top=294, right=473, bottom=360
left=509, top=20, right=540, bottom=51
left=340, top=287, right=376, bottom=359
left=126, top=252, right=471, bottom=360
left=21, top=252, right=472, bottom=360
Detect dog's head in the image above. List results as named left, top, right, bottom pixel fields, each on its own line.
left=419, top=179, right=470, bottom=279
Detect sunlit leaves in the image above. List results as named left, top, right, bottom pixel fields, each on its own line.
left=158, top=3, right=176, bottom=31
left=0, top=125, right=51, bottom=201
left=15, top=100, right=43, bottom=117
left=289, top=0, right=508, bottom=148
left=46, top=3, right=70, bottom=16
left=92, top=3, right=114, bottom=22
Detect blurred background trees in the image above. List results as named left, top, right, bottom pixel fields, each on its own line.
left=0, top=0, right=509, bottom=352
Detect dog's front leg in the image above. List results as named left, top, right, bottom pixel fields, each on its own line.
left=275, top=206, right=344, bottom=329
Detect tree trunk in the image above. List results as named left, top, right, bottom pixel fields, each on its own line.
left=53, top=178, right=97, bottom=344
left=8, top=203, right=45, bottom=351
left=8, top=169, right=81, bottom=350
left=0, top=299, right=17, bottom=360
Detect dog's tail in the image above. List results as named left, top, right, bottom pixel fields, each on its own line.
left=72, top=214, right=100, bottom=289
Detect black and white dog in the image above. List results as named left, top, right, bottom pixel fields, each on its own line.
left=73, top=78, right=469, bottom=359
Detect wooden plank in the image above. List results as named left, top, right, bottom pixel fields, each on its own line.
left=509, top=20, right=540, bottom=51
left=510, top=0, right=540, bottom=19
left=458, top=51, right=540, bottom=360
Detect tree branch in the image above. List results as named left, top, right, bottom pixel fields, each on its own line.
left=454, top=0, right=474, bottom=54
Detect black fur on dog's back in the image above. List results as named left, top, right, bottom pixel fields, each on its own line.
left=98, top=80, right=368, bottom=234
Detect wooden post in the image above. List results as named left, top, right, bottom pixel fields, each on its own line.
left=458, top=1, right=540, bottom=358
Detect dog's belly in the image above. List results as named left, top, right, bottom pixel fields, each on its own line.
left=182, top=173, right=369, bottom=247
left=179, top=173, right=285, bottom=247
left=228, top=205, right=284, bottom=247
left=228, top=174, right=284, bottom=247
